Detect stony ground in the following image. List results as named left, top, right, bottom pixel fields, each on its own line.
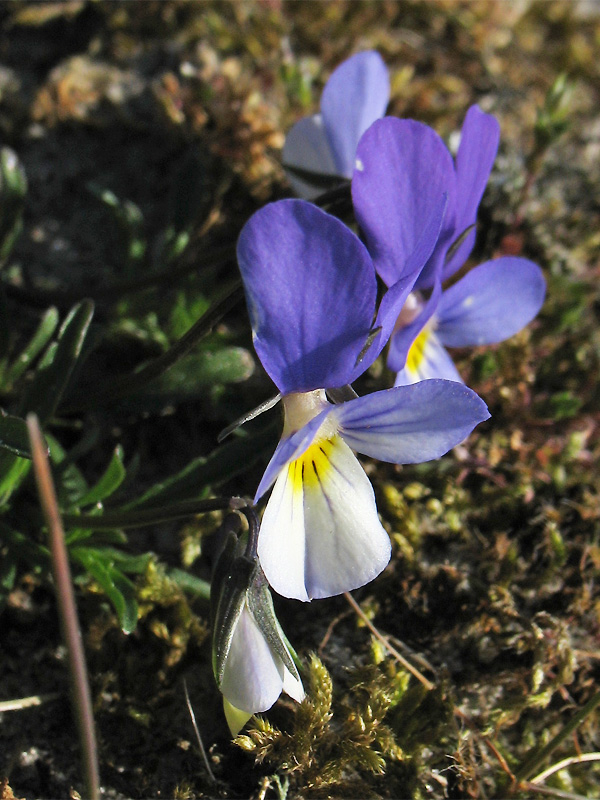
left=0, top=2, right=599, bottom=799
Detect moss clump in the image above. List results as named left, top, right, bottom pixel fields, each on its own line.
left=235, top=654, right=456, bottom=799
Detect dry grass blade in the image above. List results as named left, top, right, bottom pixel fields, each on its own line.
left=344, top=592, right=435, bottom=691
left=26, top=413, right=100, bottom=800
left=0, top=693, right=60, bottom=712
left=183, top=679, right=216, bottom=785
left=531, top=752, right=600, bottom=784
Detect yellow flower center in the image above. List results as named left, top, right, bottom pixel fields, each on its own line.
left=406, top=326, right=432, bottom=374
left=289, top=437, right=338, bottom=494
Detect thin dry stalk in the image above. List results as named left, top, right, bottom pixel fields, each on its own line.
left=27, top=414, right=100, bottom=800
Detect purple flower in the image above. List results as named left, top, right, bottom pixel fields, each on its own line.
left=237, top=199, right=490, bottom=601
left=283, top=51, right=389, bottom=198
left=352, top=106, right=546, bottom=385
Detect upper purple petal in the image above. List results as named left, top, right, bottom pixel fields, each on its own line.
left=321, top=51, right=390, bottom=178
left=237, top=200, right=377, bottom=394
left=333, top=381, right=490, bottom=463
left=350, top=192, right=448, bottom=378
left=352, top=117, right=456, bottom=287
left=443, top=105, right=500, bottom=278
left=436, top=257, right=546, bottom=347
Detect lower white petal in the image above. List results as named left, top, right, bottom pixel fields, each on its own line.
left=258, top=435, right=390, bottom=601
left=282, top=666, right=305, bottom=704
left=220, top=604, right=284, bottom=714
left=302, top=437, right=391, bottom=598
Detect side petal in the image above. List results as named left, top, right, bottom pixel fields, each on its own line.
left=444, top=105, right=500, bottom=278
left=334, top=381, right=489, bottom=463
left=254, top=406, right=332, bottom=502
left=237, top=200, right=377, bottom=394
left=353, top=117, right=456, bottom=287
left=436, top=257, right=546, bottom=347
left=282, top=114, right=339, bottom=199
left=321, top=51, right=390, bottom=178
left=259, top=436, right=391, bottom=601
left=220, top=604, right=285, bottom=714
left=393, top=330, right=464, bottom=386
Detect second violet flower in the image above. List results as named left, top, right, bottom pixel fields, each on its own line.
left=236, top=199, right=490, bottom=602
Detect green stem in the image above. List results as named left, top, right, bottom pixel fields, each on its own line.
left=62, top=496, right=247, bottom=530
left=513, top=689, right=600, bottom=783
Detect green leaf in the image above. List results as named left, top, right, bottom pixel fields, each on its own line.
left=168, top=291, right=210, bottom=340
left=71, top=547, right=139, bottom=633
left=74, top=446, right=126, bottom=509
left=46, top=433, right=89, bottom=509
left=98, top=547, right=152, bottom=574
left=167, top=567, right=210, bottom=600
left=6, top=307, right=60, bottom=386
left=0, top=410, right=39, bottom=458
left=138, top=347, right=254, bottom=400
left=0, top=452, right=31, bottom=507
left=0, top=522, right=49, bottom=568
left=119, top=418, right=278, bottom=510
left=87, top=182, right=146, bottom=264
left=66, top=528, right=128, bottom=547
left=20, top=301, right=94, bottom=424
left=0, top=147, right=27, bottom=263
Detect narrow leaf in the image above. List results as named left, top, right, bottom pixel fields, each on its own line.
left=20, top=301, right=94, bottom=424
left=0, top=410, right=42, bottom=458
left=74, top=446, right=126, bottom=509
left=6, top=307, right=60, bottom=386
left=71, top=547, right=138, bottom=634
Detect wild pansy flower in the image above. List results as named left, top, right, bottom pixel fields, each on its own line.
left=211, top=513, right=304, bottom=736
left=237, top=198, right=490, bottom=602
left=352, top=106, right=546, bottom=385
left=283, top=51, right=389, bottom=198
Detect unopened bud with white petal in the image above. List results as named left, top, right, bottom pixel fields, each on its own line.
left=210, top=512, right=304, bottom=736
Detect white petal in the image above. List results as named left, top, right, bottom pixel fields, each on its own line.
left=282, top=666, right=305, bottom=704
left=394, top=329, right=463, bottom=386
left=258, top=461, right=310, bottom=601
left=220, top=604, right=284, bottom=714
left=258, top=435, right=391, bottom=601
left=302, top=437, right=391, bottom=598
left=282, top=114, right=339, bottom=199
left=223, top=698, right=252, bottom=737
